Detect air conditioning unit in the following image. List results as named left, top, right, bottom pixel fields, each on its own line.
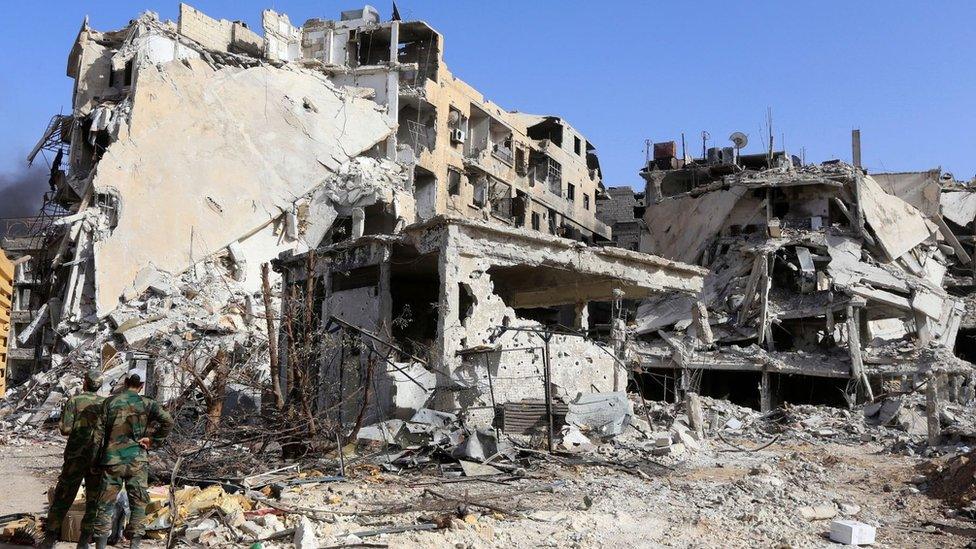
left=450, top=128, right=466, bottom=144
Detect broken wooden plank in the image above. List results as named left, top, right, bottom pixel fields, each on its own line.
left=845, top=305, right=873, bottom=401
left=737, top=254, right=767, bottom=325
left=933, top=214, right=972, bottom=265
left=848, top=286, right=912, bottom=312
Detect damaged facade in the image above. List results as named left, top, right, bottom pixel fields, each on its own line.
left=4, top=5, right=976, bottom=547
left=1, top=1, right=973, bottom=448
left=268, top=5, right=612, bottom=242
left=0, top=217, right=63, bottom=381
left=276, top=216, right=703, bottom=430
left=596, top=185, right=648, bottom=251
left=3, top=1, right=682, bottom=437
left=632, top=139, right=976, bottom=410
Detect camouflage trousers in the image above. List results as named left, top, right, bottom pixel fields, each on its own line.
left=93, top=462, right=150, bottom=538
left=46, top=456, right=102, bottom=538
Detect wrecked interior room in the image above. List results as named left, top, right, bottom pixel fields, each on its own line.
left=2, top=3, right=976, bottom=548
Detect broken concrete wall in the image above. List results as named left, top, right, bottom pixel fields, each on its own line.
left=178, top=3, right=263, bottom=56
left=941, top=190, right=976, bottom=228
left=262, top=10, right=302, bottom=62
left=873, top=169, right=942, bottom=218
left=642, top=187, right=747, bottom=264
left=407, top=219, right=703, bottom=427
left=87, top=55, right=396, bottom=316
left=448, top=254, right=623, bottom=427
left=858, top=173, right=935, bottom=261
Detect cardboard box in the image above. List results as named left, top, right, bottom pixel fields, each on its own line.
left=48, top=482, right=87, bottom=542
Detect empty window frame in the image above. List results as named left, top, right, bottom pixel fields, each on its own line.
left=531, top=211, right=541, bottom=231
left=583, top=194, right=590, bottom=210
left=447, top=168, right=462, bottom=196
left=472, top=176, right=487, bottom=207
left=567, top=183, right=576, bottom=201
left=489, top=178, right=512, bottom=219
left=574, top=136, right=582, bottom=156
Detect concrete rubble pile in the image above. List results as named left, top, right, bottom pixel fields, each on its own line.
left=3, top=4, right=414, bottom=421
left=4, top=2, right=976, bottom=548
left=632, top=154, right=976, bottom=413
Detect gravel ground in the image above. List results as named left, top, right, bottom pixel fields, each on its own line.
left=0, top=441, right=62, bottom=516
left=2, top=435, right=973, bottom=548
left=255, top=437, right=974, bottom=548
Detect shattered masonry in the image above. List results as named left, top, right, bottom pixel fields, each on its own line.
left=614, top=142, right=976, bottom=410
left=1, top=2, right=696, bottom=429
left=2, top=4, right=976, bottom=547
left=1, top=1, right=976, bottom=443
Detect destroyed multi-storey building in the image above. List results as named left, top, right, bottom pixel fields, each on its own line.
left=596, top=185, right=647, bottom=251
left=268, top=5, right=611, bottom=242
left=0, top=216, right=65, bottom=382
left=630, top=139, right=976, bottom=410
left=1, top=1, right=702, bottom=435
left=276, top=215, right=703, bottom=427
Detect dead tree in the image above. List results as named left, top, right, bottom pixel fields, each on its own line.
left=180, top=348, right=231, bottom=435
left=262, top=262, right=283, bottom=409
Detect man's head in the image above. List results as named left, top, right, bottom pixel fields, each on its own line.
left=84, top=369, right=103, bottom=392
left=124, top=371, right=145, bottom=390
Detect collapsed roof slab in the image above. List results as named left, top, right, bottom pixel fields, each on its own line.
left=405, top=216, right=706, bottom=304
left=859, top=174, right=934, bottom=262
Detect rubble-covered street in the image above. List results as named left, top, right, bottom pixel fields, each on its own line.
left=2, top=2, right=976, bottom=549
left=4, top=395, right=976, bottom=548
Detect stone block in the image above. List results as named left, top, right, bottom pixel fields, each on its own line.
left=829, top=519, right=875, bottom=545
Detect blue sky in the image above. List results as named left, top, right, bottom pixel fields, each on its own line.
left=1, top=0, right=974, bottom=214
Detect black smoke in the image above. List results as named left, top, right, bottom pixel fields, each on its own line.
left=0, top=163, right=48, bottom=241
left=0, top=164, right=47, bottom=219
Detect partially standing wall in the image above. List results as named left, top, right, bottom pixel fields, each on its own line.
left=0, top=249, right=12, bottom=395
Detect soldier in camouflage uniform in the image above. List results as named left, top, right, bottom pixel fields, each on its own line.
left=91, top=372, right=173, bottom=549
left=42, top=369, right=105, bottom=549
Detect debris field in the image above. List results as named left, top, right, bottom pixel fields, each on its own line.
left=2, top=3, right=976, bottom=549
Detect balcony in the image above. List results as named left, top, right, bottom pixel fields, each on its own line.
left=491, top=143, right=514, bottom=166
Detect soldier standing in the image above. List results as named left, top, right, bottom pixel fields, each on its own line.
left=91, top=372, right=173, bottom=549
left=42, top=369, right=106, bottom=549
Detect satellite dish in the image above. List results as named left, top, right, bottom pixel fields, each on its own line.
left=729, top=131, right=748, bottom=150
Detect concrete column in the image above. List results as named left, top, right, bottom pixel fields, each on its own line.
left=686, top=392, right=705, bottom=438
left=760, top=370, right=772, bottom=413
left=351, top=208, right=365, bottom=239
left=374, top=251, right=394, bottom=418
left=573, top=301, right=589, bottom=331
left=951, top=374, right=962, bottom=404
left=434, top=226, right=461, bottom=411
left=385, top=21, right=400, bottom=159
left=926, top=375, right=941, bottom=447
left=325, top=30, right=334, bottom=64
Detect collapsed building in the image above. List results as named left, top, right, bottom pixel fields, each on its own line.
left=596, top=186, right=648, bottom=251
left=2, top=1, right=974, bottom=446
left=0, top=2, right=703, bottom=439
left=276, top=216, right=702, bottom=428
left=626, top=139, right=976, bottom=410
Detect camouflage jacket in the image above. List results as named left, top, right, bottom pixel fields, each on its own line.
left=59, top=391, right=105, bottom=460
left=94, top=389, right=174, bottom=466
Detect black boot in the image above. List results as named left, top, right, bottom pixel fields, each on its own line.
left=94, top=535, right=108, bottom=549
left=76, top=533, right=91, bottom=549
left=40, top=531, right=58, bottom=549
left=129, top=536, right=142, bottom=549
